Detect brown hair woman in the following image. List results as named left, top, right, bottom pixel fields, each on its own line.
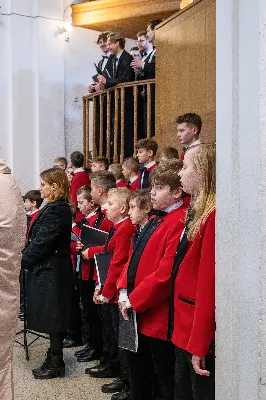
left=21, top=168, right=73, bottom=379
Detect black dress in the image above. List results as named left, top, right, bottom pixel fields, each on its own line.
left=21, top=199, right=73, bottom=334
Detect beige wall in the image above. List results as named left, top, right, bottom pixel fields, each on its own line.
left=155, top=0, right=216, bottom=152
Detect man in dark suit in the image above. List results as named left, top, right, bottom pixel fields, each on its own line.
left=98, top=32, right=135, bottom=160
left=88, top=32, right=111, bottom=157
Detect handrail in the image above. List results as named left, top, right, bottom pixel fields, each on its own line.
left=83, top=78, right=156, bottom=165
left=83, top=79, right=155, bottom=101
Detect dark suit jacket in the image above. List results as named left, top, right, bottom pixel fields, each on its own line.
left=105, top=50, right=135, bottom=88
left=143, top=50, right=156, bottom=79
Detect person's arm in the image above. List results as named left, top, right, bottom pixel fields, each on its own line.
left=186, top=212, right=216, bottom=359
left=129, top=223, right=184, bottom=312
left=21, top=206, right=62, bottom=269
left=101, top=230, right=133, bottom=301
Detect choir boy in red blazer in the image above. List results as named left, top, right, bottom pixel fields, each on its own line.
left=70, top=151, right=91, bottom=224
left=135, top=138, right=158, bottom=189
left=109, top=163, right=128, bottom=188
left=122, top=157, right=140, bottom=191
left=81, top=188, right=135, bottom=394
left=74, top=172, right=115, bottom=362
left=119, top=160, right=187, bottom=400
left=170, top=144, right=215, bottom=400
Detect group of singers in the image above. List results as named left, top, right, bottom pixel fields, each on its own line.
left=21, top=113, right=215, bottom=400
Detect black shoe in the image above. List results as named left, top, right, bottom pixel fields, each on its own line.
left=33, top=355, right=65, bottom=379
left=32, top=348, right=52, bottom=375
left=63, top=337, right=83, bottom=348
left=86, top=365, right=118, bottom=378
left=74, top=344, right=91, bottom=357
left=101, top=378, right=125, bottom=393
left=111, top=388, right=131, bottom=400
left=76, top=349, right=100, bottom=362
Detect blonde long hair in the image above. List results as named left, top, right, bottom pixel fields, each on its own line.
left=40, top=168, right=70, bottom=203
left=187, top=144, right=216, bottom=241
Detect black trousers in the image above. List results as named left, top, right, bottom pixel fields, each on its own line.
left=101, top=303, right=129, bottom=381
left=127, top=333, right=175, bottom=400
left=67, top=272, right=82, bottom=341
left=174, top=346, right=215, bottom=400
left=49, top=332, right=64, bottom=356
left=79, top=279, right=103, bottom=353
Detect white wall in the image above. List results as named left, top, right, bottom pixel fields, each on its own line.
left=0, top=0, right=65, bottom=193
left=0, top=0, right=136, bottom=192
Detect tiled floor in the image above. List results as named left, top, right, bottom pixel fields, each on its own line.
left=13, top=329, right=114, bottom=400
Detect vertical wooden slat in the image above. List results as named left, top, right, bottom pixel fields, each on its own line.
left=86, top=99, right=90, bottom=167
left=92, top=97, right=97, bottom=159
left=106, top=91, right=111, bottom=161
left=99, top=94, right=103, bottom=156
left=120, top=87, right=125, bottom=163
left=114, top=88, right=119, bottom=163
left=83, top=98, right=87, bottom=166
left=147, top=83, right=151, bottom=138
left=133, top=85, right=138, bottom=156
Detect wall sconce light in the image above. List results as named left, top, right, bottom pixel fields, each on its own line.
left=57, top=22, right=72, bottom=35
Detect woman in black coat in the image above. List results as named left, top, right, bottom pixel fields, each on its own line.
left=22, top=168, right=73, bottom=379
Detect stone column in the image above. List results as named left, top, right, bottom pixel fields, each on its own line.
left=216, top=0, right=266, bottom=399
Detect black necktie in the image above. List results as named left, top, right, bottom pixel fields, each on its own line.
left=113, top=57, right=118, bottom=77
left=142, top=52, right=147, bottom=57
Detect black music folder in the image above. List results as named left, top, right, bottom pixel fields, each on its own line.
left=94, top=251, right=113, bottom=286
left=80, top=225, right=108, bottom=250
left=118, top=309, right=138, bottom=353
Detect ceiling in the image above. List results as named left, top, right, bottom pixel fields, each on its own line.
left=71, top=0, right=181, bottom=38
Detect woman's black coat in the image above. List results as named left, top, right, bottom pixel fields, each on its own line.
left=21, top=199, right=73, bottom=333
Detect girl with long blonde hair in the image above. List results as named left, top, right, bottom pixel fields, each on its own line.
left=170, top=144, right=215, bottom=400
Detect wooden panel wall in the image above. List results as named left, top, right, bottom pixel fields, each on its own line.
left=155, top=0, right=216, bottom=151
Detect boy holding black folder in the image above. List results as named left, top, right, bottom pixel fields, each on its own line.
left=81, top=187, right=135, bottom=397
left=118, top=160, right=187, bottom=400
left=73, top=175, right=115, bottom=362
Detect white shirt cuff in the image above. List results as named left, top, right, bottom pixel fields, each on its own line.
left=119, top=289, right=128, bottom=303
left=99, top=295, right=109, bottom=303
left=95, top=284, right=102, bottom=290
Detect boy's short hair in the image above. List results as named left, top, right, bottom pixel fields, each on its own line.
left=76, top=184, right=92, bottom=202
left=94, top=156, right=109, bottom=170
left=24, top=190, right=43, bottom=208
left=136, top=139, right=158, bottom=156
left=96, top=31, right=110, bottom=44
left=176, top=113, right=202, bottom=135
left=54, top=157, right=67, bottom=169
left=122, top=157, right=139, bottom=174
left=109, top=164, right=124, bottom=180
left=159, top=146, right=179, bottom=160
left=150, top=159, right=183, bottom=190
left=137, top=31, right=148, bottom=38
left=108, top=187, right=131, bottom=208
left=90, top=171, right=116, bottom=192
left=129, top=189, right=152, bottom=211
left=148, top=19, right=163, bottom=30
left=107, top=32, right=126, bottom=49
left=71, top=151, right=84, bottom=168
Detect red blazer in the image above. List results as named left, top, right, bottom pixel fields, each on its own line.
left=88, top=218, right=136, bottom=302
left=128, top=176, right=140, bottom=191
left=26, top=210, right=40, bottom=241
left=70, top=170, right=91, bottom=222
left=138, top=163, right=157, bottom=189
left=171, top=210, right=215, bottom=358
left=119, top=205, right=187, bottom=340
left=116, top=180, right=128, bottom=188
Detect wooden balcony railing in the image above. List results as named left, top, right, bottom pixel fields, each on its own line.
left=83, top=79, right=155, bottom=166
